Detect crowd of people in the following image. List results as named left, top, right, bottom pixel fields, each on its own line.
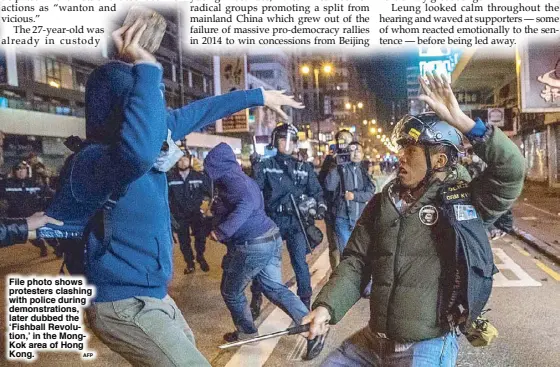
left=0, top=17, right=526, bottom=367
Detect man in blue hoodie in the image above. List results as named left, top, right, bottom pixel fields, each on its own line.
left=205, top=143, right=323, bottom=359
left=45, top=21, right=303, bottom=366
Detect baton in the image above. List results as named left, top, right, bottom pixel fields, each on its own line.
left=290, top=194, right=313, bottom=253
left=252, top=135, right=257, bottom=154
left=218, top=324, right=310, bottom=349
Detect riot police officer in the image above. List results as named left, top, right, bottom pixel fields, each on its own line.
left=252, top=123, right=326, bottom=312
left=168, top=151, right=212, bottom=274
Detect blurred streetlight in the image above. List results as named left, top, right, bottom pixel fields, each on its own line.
left=363, top=119, right=368, bottom=125
left=372, top=119, right=376, bottom=125
left=377, top=135, right=381, bottom=139
left=378, top=128, right=382, bottom=133
left=300, top=62, right=334, bottom=143
left=370, top=127, right=376, bottom=134
left=345, top=101, right=363, bottom=113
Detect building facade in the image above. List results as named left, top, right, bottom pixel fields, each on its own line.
left=0, top=10, right=236, bottom=174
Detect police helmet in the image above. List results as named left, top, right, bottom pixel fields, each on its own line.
left=271, top=123, right=298, bottom=148
left=13, top=161, right=29, bottom=176
left=391, top=112, right=463, bottom=154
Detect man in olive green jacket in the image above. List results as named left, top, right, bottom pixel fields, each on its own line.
left=303, top=72, right=525, bottom=366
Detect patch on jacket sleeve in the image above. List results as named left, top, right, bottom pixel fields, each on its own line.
left=454, top=204, right=478, bottom=221
left=419, top=205, right=438, bottom=226
left=441, top=181, right=471, bottom=204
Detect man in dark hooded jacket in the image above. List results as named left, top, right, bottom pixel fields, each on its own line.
left=204, top=145, right=306, bottom=332
left=205, top=143, right=322, bottom=359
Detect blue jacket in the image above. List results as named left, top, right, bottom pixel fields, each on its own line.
left=46, top=61, right=264, bottom=302
left=204, top=143, right=276, bottom=244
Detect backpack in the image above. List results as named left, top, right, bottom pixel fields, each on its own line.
left=37, top=136, right=127, bottom=275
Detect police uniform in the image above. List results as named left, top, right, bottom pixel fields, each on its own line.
left=167, top=167, right=211, bottom=271
left=0, top=171, right=48, bottom=255
left=1, top=177, right=44, bottom=218
left=253, top=152, right=325, bottom=305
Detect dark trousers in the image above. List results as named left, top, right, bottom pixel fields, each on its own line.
left=491, top=209, right=513, bottom=232
left=176, top=213, right=207, bottom=266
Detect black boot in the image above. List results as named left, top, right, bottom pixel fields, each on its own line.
left=198, top=257, right=210, bottom=272
left=304, top=329, right=329, bottom=361
left=250, top=293, right=262, bottom=320
left=223, top=330, right=259, bottom=343
left=184, top=262, right=195, bottom=274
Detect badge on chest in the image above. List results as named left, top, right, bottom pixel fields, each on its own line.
left=419, top=205, right=438, bottom=226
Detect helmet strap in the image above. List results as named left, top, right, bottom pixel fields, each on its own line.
left=422, top=145, right=433, bottom=183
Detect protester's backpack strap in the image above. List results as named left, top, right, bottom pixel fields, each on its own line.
left=99, top=185, right=128, bottom=255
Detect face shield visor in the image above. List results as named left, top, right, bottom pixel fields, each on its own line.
left=280, top=131, right=298, bottom=154
left=391, top=115, right=427, bottom=151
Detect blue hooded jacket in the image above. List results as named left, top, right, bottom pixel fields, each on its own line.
left=46, top=61, right=264, bottom=301
left=204, top=143, right=276, bottom=244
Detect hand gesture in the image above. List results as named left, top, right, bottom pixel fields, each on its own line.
left=418, top=72, right=475, bottom=133
left=112, top=19, right=156, bottom=64
left=26, top=212, right=63, bottom=231
left=262, top=90, right=304, bottom=120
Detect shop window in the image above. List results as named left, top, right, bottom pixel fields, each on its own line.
left=162, top=61, right=174, bottom=81
left=60, top=63, right=73, bottom=89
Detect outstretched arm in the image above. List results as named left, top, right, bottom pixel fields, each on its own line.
left=168, top=89, right=304, bottom=140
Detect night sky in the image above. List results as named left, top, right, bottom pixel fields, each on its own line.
left=356, top=49, right=417, bottom=125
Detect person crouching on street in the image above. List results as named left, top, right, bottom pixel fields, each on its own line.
left=204, top=143, right=324, bottom=360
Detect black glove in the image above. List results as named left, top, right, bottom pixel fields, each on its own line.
left=315, top=205, right=326, bottom=220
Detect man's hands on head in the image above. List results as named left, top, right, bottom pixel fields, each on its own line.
left=112, top=19, right=157, bottom=64
left=301, top=306, right=331, bottom=340
left=262, top=90, right=305, bottom=120
left=418, top=72, right=476, bottom=134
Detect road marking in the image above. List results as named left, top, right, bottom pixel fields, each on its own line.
left=535, top=261, right=560, bottom=281
left=510, top=242, right=531, bottom=257
left=510, top=243, right=560, bottom=281
left=520, top=216, right=538, bottom=221
left=288, top=336, right=307, bottom=361
left=522, top=203, right=559, bottom=218
left=225, top=249, right=330, bottom=367
left=492, top=248, right=541, bottom=287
